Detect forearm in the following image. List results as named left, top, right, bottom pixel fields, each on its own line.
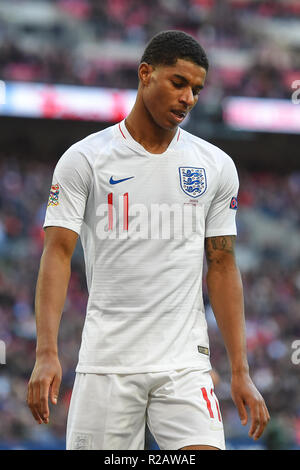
left=206, top=262, right=249, bottom=375
left=35, top=248, right=71, bottom=356
left=204, top=237, right=270, bottom=438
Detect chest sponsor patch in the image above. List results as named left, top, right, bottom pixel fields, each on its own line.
left=179, top=167, right=207, bottom=198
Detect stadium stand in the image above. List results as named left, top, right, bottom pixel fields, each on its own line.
left=0, top=0, right=299, bottom=96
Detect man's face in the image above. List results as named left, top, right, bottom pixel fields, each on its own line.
left=139, top=58, right=207, bottom=131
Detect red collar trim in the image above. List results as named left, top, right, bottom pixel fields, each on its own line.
left=119, top=121, right=181, bottom=144
left=119, top=122, right=126, bottom=139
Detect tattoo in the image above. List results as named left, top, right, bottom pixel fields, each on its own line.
left=210, top=236, right=235, bottom=251
left=205, top=235, right=236, bottom=265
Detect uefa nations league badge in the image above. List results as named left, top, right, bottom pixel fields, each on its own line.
left=179, top=167, right=207, bottom=198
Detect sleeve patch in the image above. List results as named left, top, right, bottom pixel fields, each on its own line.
left=229, top=196, right=238, bottom=210
left=48, top=183, right=60, bottom=207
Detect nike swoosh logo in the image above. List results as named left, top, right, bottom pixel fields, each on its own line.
left=109, top=176, right=135, bottom=185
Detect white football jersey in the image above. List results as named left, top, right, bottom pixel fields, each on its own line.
left=44, top=119, right=239, bottom=373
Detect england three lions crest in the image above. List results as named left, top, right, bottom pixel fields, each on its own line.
left=179, top=167, right=207, bottom=198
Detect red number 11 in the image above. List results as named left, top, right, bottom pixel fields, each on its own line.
left=108, top=192, right=129, bottom=231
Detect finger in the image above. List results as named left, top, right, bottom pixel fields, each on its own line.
left=27, top=383, right=41, bottom=423
left=252, top=406, right=264, bottom=440
left=50, top=375, right=61, bottom=405
left=253, top=402, right=270, bottom=440
left=31, top=382, right=44, bottom=424
left=248, top=401, right=260, bottom=438
left=40, top=379, right=50, bottom=423
left=235, top=396, right=248, bottom=426
left=264, top=402, right=271, bottom=422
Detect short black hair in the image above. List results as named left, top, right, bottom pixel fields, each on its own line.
left=140, top=30, right=209, bottom=71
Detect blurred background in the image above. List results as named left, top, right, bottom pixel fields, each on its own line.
left=0, top=0, right=300, bottom=450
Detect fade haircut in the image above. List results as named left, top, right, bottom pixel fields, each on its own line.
left=140, top=30, right=209, bottom=72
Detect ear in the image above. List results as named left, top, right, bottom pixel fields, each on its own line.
left=138, top=62, right=154, bottom=86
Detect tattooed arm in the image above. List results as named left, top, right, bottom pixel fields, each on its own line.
left=205, top=235, right=270, bottom=440
left=205, top=235, right=247, bottom=372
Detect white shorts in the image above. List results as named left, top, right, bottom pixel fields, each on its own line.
left=66, top=368, right=225, bottom=450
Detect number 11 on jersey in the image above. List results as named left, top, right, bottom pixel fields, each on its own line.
left=108, top=192, right=129, bottom=231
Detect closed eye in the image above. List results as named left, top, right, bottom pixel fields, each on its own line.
left=171, top=81, right=202, bottom=96
left=171, top=81, right=184, bottom=89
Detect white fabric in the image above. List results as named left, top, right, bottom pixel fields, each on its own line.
left=44, top=120, right=239, bottom=374
left=66, top=368, right=225, bottom=450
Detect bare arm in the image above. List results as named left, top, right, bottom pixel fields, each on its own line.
left=205, top=235, right=270, bottom=440
left=27, top=226, right=78, bottom=424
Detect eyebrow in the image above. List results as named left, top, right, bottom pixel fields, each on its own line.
left=172, top=74, right=204, bottom=90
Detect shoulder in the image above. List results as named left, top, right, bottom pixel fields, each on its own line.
left=60, top=123, right=118, bottom=167
left=180, top=128, right=236, bottom=171
left=77, top=123, right=117, bottom=149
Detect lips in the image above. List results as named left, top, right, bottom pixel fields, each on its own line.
left=170, top=109, right=187, bottom=123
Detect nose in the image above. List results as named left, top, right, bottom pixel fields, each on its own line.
left=179, top=87, right=195, bottom=107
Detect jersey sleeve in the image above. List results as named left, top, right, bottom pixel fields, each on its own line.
left=205, top=154, right=239, bottom=238
left=43, top=145, right=92, bottom=235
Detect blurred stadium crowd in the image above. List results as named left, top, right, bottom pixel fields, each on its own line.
left=0, top=150, right=299, bottom=450
left=0, top=0, right=300, bottom=451
left=0, top=0, right=299, bottom=98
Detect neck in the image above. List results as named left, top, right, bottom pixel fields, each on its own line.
left=125, top=96, right=177, bottom=154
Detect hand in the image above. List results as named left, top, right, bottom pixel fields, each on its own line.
left=231, top=372, right=270, bottom=440
left=27, top=353, right=62, bottom=424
